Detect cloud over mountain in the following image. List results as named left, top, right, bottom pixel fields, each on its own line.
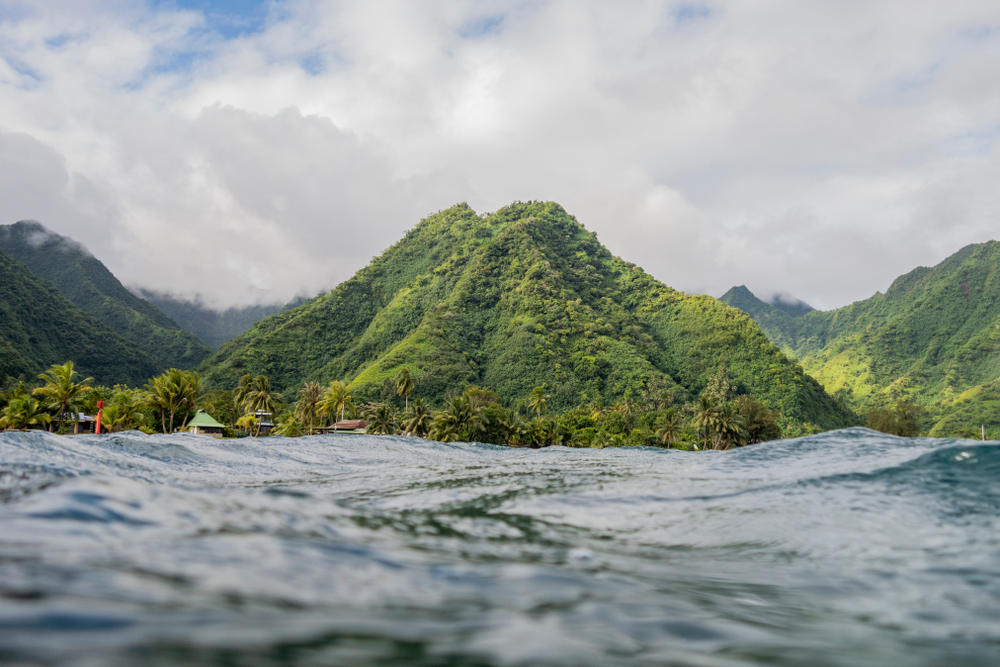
left=2, top=0, right=999, bottom=309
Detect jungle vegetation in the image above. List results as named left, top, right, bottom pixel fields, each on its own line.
left=721, top=241, right=1000, bottom=437
left=0, top=221, right=212, bottom=369
left=199, top=201, right=855, bottom=434
left=1, top=360, right=783, bottom=450
left=0, top=248, right=160, bottom=387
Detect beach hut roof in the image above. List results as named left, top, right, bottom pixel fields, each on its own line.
left=187, top=410, right=225, bottom=428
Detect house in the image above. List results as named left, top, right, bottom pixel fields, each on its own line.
left=187, top=410, right=226, bottom=438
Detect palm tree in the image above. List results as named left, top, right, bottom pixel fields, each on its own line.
left=33, top=361, right=92, bottom=433
left=502, top=411, right=530, bottom=446
left=365, top=403, right=397, bottom=435
left=401, top=398, right=432, bottom=437
left=429, top=395, right=486, bottom=442
left=656, top=406, right=681, bottom=447
left=273, top=413, right=305, bottom=437
left=295, top=382, right=322, bottom=435
left=0, top=395, right=52, bottom=431
left=691, top=394, right=719, bottom=451
left=320, top=380, right=352, bottom=431
left=102, top=387, right=148, bottom=432
left=146, top=369, right=202, bottom=433
left=712, top=402, right=746, bottom=450
left=527, top=385, right=548, bottom=420
left=394, top=367, right=415, bottom=412
left=240, top=375, right=282, bottom=437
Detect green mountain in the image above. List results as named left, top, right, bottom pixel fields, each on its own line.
left=0, top=248, right=160, bottom=386
left=201, top=202, right=854, bottom=429
left=721, top=241, right=1000, bottom=436
left=0, top=221, right=212, bottom=370
left=135, top=290, right=299, bottom=350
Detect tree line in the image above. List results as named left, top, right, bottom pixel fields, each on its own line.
left=3, top=360, right=926, bottom=445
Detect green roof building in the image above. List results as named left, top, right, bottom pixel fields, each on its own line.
left=187, top=410, right=225, bottom=438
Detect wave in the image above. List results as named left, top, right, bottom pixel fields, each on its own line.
left=1, top=428, right=999, bottom=666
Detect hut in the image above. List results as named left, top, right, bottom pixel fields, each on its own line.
left=187, top=410, right=226, bottom=438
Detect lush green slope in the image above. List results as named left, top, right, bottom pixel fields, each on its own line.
left=0, top=248, right=160, bottom=386
left=0, top=221, right=212, bottom=370
left=135, top=289, right=289, bottom=350
left=721, top=241, right=1000, bottom=436
left=201, top=202, right=853, bottom=429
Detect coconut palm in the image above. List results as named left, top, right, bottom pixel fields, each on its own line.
left=32, top=361, right=92, bottom=433
left=365, top=403, right=397, bottom=435
left=102, top=387, right=148, bottom=432
left=401, top=398, right=432, bottom=437
left=527, top=385, right=548, bottom=420
left=691, top=394, right=719, bottom=451
left=239, top=375, right=282, bottom=437
left=429, top=395, right=486, bottom=442
left=147, top=369, right=202, bottom=434
left=295, top=382, right=323, bottom=435
left=712, top=402, right=746, bottom=450
left=273, top=413, right=305, bottom=437
left=0, top=395, right=51, bottom=431
left=656, top=407, right=682, bottom=447
left=394, top=367, right=415, bottom=412
left=320, top=380, right=352, bottom=431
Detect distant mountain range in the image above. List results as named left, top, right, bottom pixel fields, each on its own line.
left=0, top=247, right=158, bottom=386
left=133, top=290, right=290, bottom=350
left=0, top=221, right=212, bottom=370
left=199, top=202, right=854, bottom=430
left=721, top=241, right=1000, bottom=436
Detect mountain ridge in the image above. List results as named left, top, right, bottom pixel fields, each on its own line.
left=0, top=221, right=212, bottom=371
left=721, top=241, right=1000, bottom=436
left=200, top=201, right=854, bottom=430
left=0, top=247, right=160, bottom=386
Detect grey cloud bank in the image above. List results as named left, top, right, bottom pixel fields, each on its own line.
left=1, top=0, right=999, bottom=310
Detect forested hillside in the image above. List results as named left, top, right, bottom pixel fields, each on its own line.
left=721, top=242, right=1000, bottom=436
left=135, top=289, right=296, bottom=350
left=0, top=221, right=212, bottom=370
left=201, top=202, right=854, bottom=430
left=0, top=248, right=160, bottom=386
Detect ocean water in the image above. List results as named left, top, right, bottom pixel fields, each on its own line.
left=0, top=428, right=998, bottom=666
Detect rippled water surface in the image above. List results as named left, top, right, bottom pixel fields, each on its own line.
left=1, top=428, right=998, bottom=666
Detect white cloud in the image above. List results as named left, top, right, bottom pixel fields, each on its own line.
left=1, top=0, right=1000, bottom=309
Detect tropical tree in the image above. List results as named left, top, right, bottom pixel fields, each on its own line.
left=32, top=361, right=92, bottom=433
left=394, top=367, right=415, bottom=412
left=273, top=413, right=305, bottom=437
left=527, top=385, right=548, bottom=420
left=0, top=395, right=51, bottom=431
left=691, top=394, right=719, bottom=450
left=365, top=403, right=397, bottom=435
left=401, top=398, right=433, bottom=437
left=712, top=402, right=746, bottom=450
left=238, top=375, right=282, bottom=437
left=320, top=380, right=352, bottom=431
left=101, top=387, right=148, bottom=432
left=295, top=381, right=323, bottom=435
left=147, top=369, right=202, bottom=434
left=656, top=407, right=682, bottom=447
left=735, top=396, right=782, bottom=444
left=429, top=395, right=487, bottom=442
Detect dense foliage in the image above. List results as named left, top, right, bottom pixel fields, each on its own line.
left=0, top=249, right=160, bottom=387
left=200, top=202, right=854, bottom=432
left=0, top=221, right=212, bottom=369
left=721, top=241, right=1000, bottom=436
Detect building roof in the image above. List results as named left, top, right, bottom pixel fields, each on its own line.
left=187, top=410, right=225, bottom=429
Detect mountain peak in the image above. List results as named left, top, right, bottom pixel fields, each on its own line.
left=200, top=201, right=852, bottom=429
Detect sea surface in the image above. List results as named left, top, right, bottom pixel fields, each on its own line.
left=0, top=428, right=998, bottom=666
